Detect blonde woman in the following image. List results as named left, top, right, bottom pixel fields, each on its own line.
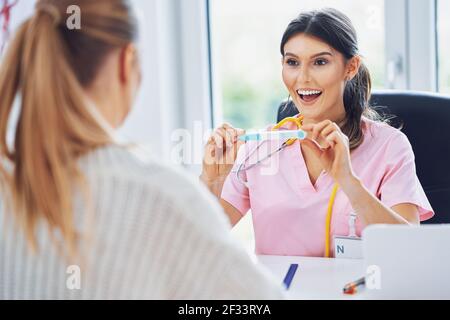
left=0, top=0, right=284, bottom=299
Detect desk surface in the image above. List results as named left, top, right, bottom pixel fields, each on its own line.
left=257, top=255, right=366, bottom=300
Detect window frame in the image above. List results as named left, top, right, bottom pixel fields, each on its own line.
left=385, top=0, right=438, bottom=91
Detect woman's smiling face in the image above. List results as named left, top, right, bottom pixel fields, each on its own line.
left=282, top=33, right=354, bottom=124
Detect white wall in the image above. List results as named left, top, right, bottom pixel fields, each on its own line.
left=119, top=0, right=171, bottom=156
left=122, top=0, right=211, bottom=170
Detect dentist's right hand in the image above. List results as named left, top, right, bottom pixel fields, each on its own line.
left=200, top=123, right=245, bottom=199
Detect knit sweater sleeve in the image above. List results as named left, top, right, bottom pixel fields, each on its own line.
left=135, top=165, right=286, bottom=300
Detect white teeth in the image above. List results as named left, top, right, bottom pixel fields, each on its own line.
left=297, top=90, right=322, bottom=96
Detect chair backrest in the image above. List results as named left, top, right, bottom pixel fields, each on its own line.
left=276, top=90, right=450, bottom=223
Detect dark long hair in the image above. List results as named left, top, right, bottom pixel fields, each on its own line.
left=280, top=8, right=381, bottom=150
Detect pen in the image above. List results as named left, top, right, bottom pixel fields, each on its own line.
left=283, top=264, right=298, bottom=290
left=343, top=276, right=365, bottom=295
left=238, top=130, right=307, bottom=142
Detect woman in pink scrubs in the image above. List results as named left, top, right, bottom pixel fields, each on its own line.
left=200, top=8, right=434, bottom=257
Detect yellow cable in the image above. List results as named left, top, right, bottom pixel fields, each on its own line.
left=325, top=184, right=339, bottom=258
left=275, top=115, right=338, bottom=258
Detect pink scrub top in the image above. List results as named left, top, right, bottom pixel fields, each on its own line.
left=221, top=116, right=434, bottom=257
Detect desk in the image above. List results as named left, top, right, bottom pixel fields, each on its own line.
left=257, top=255, right=366, bottom=299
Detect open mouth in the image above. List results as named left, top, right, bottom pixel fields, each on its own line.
left=297, top=89, right=322, bottom=103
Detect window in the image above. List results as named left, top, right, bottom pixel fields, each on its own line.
left=209, top=0, right=385, bottom=130
left=438, top=0, right=450, bottom=93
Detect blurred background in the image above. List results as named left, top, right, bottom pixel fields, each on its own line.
left=3, top=0, right=449, bottom=249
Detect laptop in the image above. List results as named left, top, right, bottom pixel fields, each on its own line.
left=362, top=224, right=450, bottom=299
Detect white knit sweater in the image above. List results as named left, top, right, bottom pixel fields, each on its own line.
left=0, top=145, right=285, bottom=299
